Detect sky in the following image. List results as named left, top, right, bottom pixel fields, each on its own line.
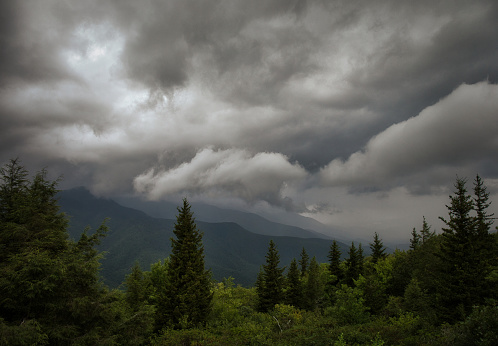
left=1, top=0, right=498, bottom=243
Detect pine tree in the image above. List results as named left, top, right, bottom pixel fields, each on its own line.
left=409, top=228, right=421, bottom=250
left=328, top=240, right=343, bottom=286
left=436, top=176, right=496, bottom=322
left=285, top=258, right=304, bottom=308
left=419, top=216, right=435, bottom=244
left=369, top=232, right=386, bottom=264
left=161, top=198, right=212, bottom=329
left=345, top=242, right=359, bottom=286
left=257, top=240, right=285, bottom=312
left=357, top=243, right=364, bottom=277
left=299, top=247, right=309, bottom=278
left=305, top=257, right=323, bottom=311
left=125, top=263, right=147, bottom=311
left=0, top=159, right=116, bottom=343
left=471, top=175, right=497, bottom=301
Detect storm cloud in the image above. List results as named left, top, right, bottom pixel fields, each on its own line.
left=1, top=0, right=498, bottom=240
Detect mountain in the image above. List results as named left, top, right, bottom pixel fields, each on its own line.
left=58, top=187, right=350, bottom=288
left=115, top=197, right=332, bottom=239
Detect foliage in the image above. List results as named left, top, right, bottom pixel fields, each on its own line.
left=369, top=232, right=386, bottom=264
left=299, top=247, right=309, bottom=278
left=436, top=176, right=496, bottom=322
left=3, top=161, right=498, bottom=345
left=257, top=240, right=285, bottom=312
left=304, top=257, right=323, bottom=311
left=327, top=240, right=343, bottom=288
left=160, top=198, right=213, bottom=329
left=325, top=284, right=370, bottom=325
left=285, top=259, right=304, bottom=309
left=443, top=304, right=498, bottom=346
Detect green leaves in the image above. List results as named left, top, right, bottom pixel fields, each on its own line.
left=257, top=240, right=285, bottom=312
left=160, top=198, right=212, bottom=329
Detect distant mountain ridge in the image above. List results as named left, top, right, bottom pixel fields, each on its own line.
left=115, top=196, right=332, bottom=239
left=58, top=187, right=350, bottom=288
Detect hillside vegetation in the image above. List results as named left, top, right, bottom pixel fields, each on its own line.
left=1, top=159, right=497, bottom=345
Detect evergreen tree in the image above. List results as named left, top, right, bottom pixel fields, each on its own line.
left=369, top=232, right=386, bottom=264
left=0, top=159, right=118, bottom=344
left=409, top=228, right=421, bottom=250
left=161, top=199, right=212, bottom=329
left=420, top=216, right=435, bottom=244
left=345, top=242, right=359, bottom=286
left=0, top=158, right=28, bottom=225
left=471, top=174, right=497, bottom=301
left=125, top=263, right=147, bottom=311
left=357, top=243, right=364, bottom=277
left=305, top=257, right=323, bottom=311
left=299, top=247, right=309, bottom=278
left=328, top=240, right=343, bottom=286
left=285, top=258, right=304, bottom=309
left=257, top=240, right=285, bottom=312
left=436, top=176, right=495, bottom=322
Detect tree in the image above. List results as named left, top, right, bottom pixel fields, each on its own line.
left=436, top=176, right=496, bottom=322
left=299, top=247, right=309, bottom=278
left=0, top=159, right=120, bottom=344
left=257, top=240, right=285, bottom=312
left=409, top=228, right=421, bottom=250
left=357, top=243, right=365, bottom=278
left=285, top=258, right=304, bottom=309
left=124, top=263, right=147, bottom=311
left=345, top=242, right=361, bottom=286
left=0, top=158, right=28, bottom=224
left=369, top=232, right=386, bottom=264
left=305, top=257, right=323, bottom=311
left=161, top=199, right=212, bottom=329
left=327, top=240, right=343, bottom=287
left=419, top=216, right=435, bottom=244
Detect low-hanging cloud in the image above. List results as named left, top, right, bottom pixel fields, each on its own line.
left=133, top=147, right=308, bottom=208
left=320, top=81, right=498, bottom=192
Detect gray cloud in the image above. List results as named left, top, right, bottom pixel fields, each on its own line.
left=320, top=81, right=498, bottom=192
left=133, top=147, right=308, bottom=209
left=1, top=0, right=498, bottom=240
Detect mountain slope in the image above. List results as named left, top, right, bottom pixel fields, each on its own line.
left=58, top=187, right=350, bottom=287
left=115, top=197, right=331, bottom=239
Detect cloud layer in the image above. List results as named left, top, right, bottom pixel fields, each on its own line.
left=1, top=0, right=498, bottom=239
left=134, top=148, right=307, bottom=208
left=320, top=82, right=498, bottom=193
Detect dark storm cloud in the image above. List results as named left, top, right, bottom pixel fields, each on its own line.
left=109, top=0, right=313, bottom=103
left=0, top=1, right=69, bottom=85
left=1, top=0, right=498, bottom=233
left=320, top=82, right=498, bottom=193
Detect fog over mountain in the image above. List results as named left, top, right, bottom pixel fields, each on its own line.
left=1, top=0, right=498, bottom=242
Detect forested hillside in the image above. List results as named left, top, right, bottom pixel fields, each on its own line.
left=1, top=159, right=497, bottom=345
left=58, top=187, right=347, bottom=287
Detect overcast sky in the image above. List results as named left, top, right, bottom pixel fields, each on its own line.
left=1, top=0, right=498, bottom=242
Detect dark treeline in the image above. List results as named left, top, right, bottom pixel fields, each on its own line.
left=1, top=159, right=497, bottom=345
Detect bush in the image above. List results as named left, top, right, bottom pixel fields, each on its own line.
left=325, top=285, right=370, bottom=325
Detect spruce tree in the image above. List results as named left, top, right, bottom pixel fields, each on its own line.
left=419, top=216, right=435, bottom=244
left=285, top=258, right=304, bottom=308
left=409, top=228, right=421, bottom=250
left=345, top=242, right=359, bottom=286
left=257, top=240, right=285, bottom=312
left=125, top=263, right=147, bottom=311
left=369, top=232, right=386, bottom=264
left=305, top=257, right=323, bottom=311
left=437, top=176, right=496, bottom=322
left=328, top=240, right=343, bottom=286
left=299, top=247, right=309, bottom=278
left=161, top=198, right=212, bottom=329
left=357, top=243, right=364, bottom=277
left=0, top=159, right=115, bottom=343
